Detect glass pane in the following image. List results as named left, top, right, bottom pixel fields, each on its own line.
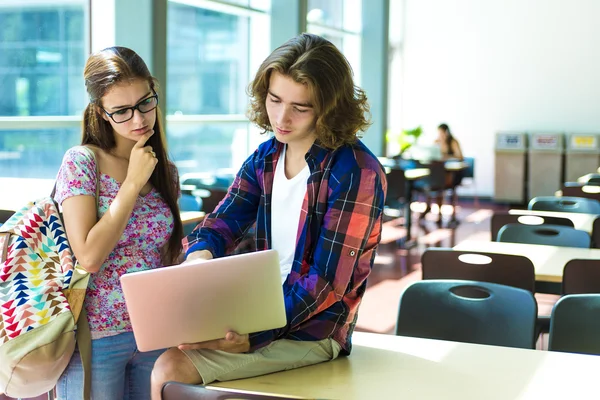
left=307, top=0, right=361, bottom=32
left=343, top=0, right=361, bottom=32
left=219, top=0, right=271, bottom=11
left=304, top=28, right=361, bottom=84
left=167, top=2, right=250, bottom=115
left=0, top=4, right=87, bottom=117
left=307, top=0, right=343, bottom=29
left=0, top=128, right=80, bottom=179
left=342, top=34, right=361, bottom=85
left=168, top=122, right=252, bottom=176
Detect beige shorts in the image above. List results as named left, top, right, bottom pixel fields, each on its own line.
left=182, top=338, right=342, bottom=384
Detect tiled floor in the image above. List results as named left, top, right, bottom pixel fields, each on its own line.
left=355, top=199, right=504, bottom=335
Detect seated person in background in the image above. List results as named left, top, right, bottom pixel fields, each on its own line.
left=150, top=33, right=387, bottom=399
left=420, top=123, right=464, bottom=225
left=436, top=123, right=463, bottom=161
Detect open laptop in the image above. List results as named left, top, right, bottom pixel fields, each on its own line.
left=405, top=144, right=443, bottom=161
left=120, top=249, right=286, bottom=352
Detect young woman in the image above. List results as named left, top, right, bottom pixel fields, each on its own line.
left=53, top=46, right=183, bottom=399
left=436, top=123, right=463, bottom=161
left=419, top=123, right=465, bottom=225
left=151, top=33, right=387, bottom=398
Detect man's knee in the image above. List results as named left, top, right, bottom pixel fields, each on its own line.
left=151, top=348, right=202, bottom=388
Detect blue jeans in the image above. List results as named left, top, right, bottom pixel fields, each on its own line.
left=56, top=332, right=164, bottom=400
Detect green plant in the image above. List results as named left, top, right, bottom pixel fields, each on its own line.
left=387, top=126, right=422, bottom=154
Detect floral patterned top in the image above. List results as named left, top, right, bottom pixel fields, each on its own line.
left=54, top=146, right=176, bottom=339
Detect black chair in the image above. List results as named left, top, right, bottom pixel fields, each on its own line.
left=561, top=183, right=600, bottom=202
left=591, top=217, right=600, bottom=248
left=162, top=382, right=291, bottom=399
left=497, top=223, right=591, bottom=248
left=421, top=249, right=553, bottom=336
left=421, top=248, right=535, bottom=292
left=384, top=167, right=407, bottom=211
left=577, top=173, right=600, bottom=186
left=180, top=172, right=234, bottom=193
left=179, top=193, right=202, bottom=212
left=528, top=196, right=600, bottom=214
left=490, top=212, right=574, bottom=242
left=562, top=259, right=600, bottom=294
left=396, top=280, right=537, bottom=349
left=180, top=172, right=233, bottom=214
left=457, top=157, right=477, bottom=206
left=412, top=160, right=449, bottom=224
left=196, top=188, right=228, bottom=214
left=548, top=294, right=600, bottom=355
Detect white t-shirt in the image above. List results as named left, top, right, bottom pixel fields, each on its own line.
left=271, top=145, right=311, bottom=283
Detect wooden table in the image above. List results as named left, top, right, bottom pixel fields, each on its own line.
left=508, top=209, right=598, bottom=234
left=454, top=240, right=600, bottom=283
left=211, top=332, right=600, bottom=400
left=181, top=211, right=206, bottom=225
left=444, top=160, right=469, bottom=171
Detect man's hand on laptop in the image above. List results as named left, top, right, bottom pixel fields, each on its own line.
left=184, top=250, right=213, bottom=263
left=177, top=331, right=250, bottom=353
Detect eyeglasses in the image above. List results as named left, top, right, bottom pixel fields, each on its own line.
left=101, top=93, right=159, bottom=124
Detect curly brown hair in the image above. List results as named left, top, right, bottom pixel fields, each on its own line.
left=248, top=33, right=371, bottom=150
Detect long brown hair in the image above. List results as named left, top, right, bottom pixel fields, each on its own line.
left=82, top=46, right=183, bottom=263
left=248, top=33, right=371, bottom=150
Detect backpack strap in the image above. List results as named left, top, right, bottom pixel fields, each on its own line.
left=77, top=306, right=92, bottom=400
left=59, top=146, right=98, bottom=400
left=63, top=265, right=91, bottom=399
left=0, top=232, right=9, bottom=263
left=79, top=146, right=98, bottom=400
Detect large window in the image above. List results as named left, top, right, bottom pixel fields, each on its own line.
left=166, top=0, right=271, bottom=177
left=306, top=0, right=362, bottom=84
left=0, top=1, right=88, bottom=183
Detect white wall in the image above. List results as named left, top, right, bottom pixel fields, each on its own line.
left=394, top=0, right=600, bottom=197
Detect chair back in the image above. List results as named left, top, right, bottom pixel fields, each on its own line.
left=528, top=196, right=600, bottom=214
left=414, top=160, right=447, bottom=191
left=422, top=248, right=535, bottom=292
left=385, top=167, right=407, bottom=209
left=162, top=382, right=290, bottom=399
left=179, top=193, right=202, bottom=212
left=180, top=172, right=234, bottom=192
left=562, top=259, right=600, bottom=294
left=592, top=217, right=600, bottom=248
left=396, top=280, right=537, bottom=349
left=491, top=212, right=574, bottom=241
left=577, top=173, right=600, bottom=185
left=561, top=183, right=600, bottom=202
left=549, top=294, right=600, bottom=355
left=461, top=157, right=475, bottom=179
left=198, top=188, right=228, bottom=214
left=497, top=223, right=591, bottom=248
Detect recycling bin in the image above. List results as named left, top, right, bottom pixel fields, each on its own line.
left=494, top=132, right=528, bottom=203
left=564, top=133, right=600, bottom=182
left=528, top=132, right=564, bottom=199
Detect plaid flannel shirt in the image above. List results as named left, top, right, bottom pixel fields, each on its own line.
left=183, top=137, right=386, bottom=354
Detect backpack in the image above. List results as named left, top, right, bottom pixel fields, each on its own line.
left=0, top=147, right=97, bottom=399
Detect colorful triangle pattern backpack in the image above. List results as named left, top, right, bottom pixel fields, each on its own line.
left=0, top=147, right=97, bottom=399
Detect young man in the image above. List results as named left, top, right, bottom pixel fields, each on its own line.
left=151, top=33, right=387, bottom=398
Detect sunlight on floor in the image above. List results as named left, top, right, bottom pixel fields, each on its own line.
left=357, top=271, right=422, bottom=334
